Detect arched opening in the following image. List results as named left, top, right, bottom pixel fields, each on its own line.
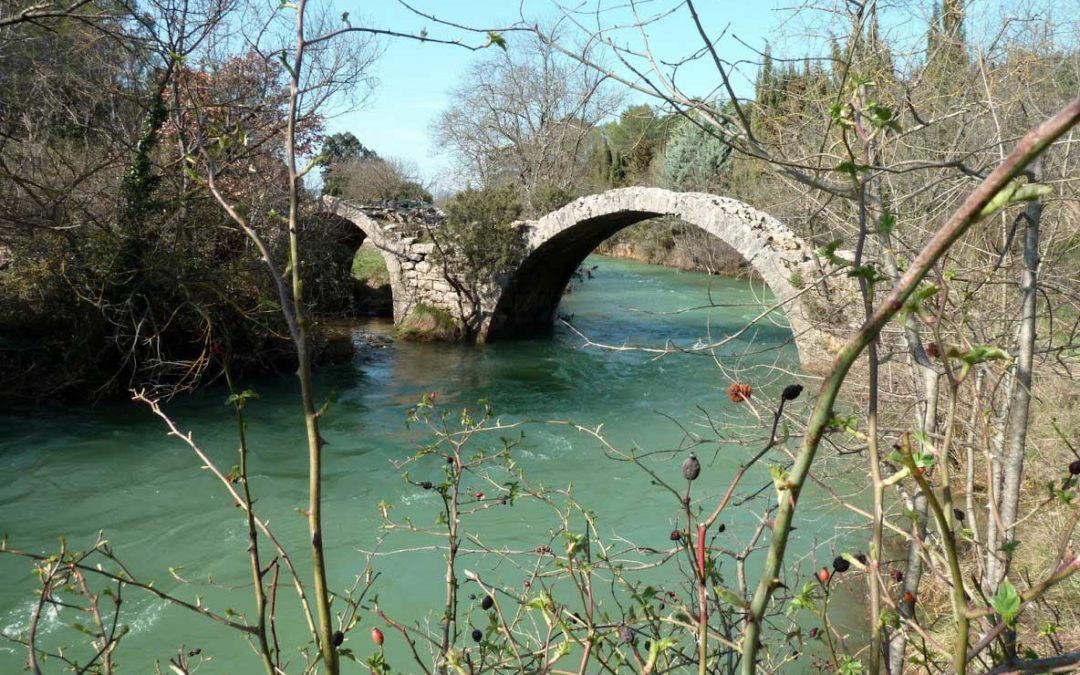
left=482, top=188, right=826, bottom=363
left=304, top=211, right=398, bottom=319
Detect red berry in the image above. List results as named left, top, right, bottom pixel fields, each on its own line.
left=817, top=567, right=830, bottom=584
left=371, top=627, right=384, bottom=646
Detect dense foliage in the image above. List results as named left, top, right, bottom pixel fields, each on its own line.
left=0, top=8, right=374, bottom=402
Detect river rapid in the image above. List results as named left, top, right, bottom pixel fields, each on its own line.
left=0, top=255, right=862, bottom=672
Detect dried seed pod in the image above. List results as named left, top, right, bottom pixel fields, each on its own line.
left=682, top=452, right=701, bottom=481
left=781, top=383, right=804, bottom=401
left=727, top=382, right=753, bottom=403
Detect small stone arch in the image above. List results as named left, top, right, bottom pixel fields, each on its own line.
left=481, top=187, right=836, bottom=363
left=318, top=199, right=411, bottom=322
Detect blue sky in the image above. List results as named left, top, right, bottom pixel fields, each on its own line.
left=324, top=1, right=790, bottom=190
left=320, top=1, right=1065, bottom=190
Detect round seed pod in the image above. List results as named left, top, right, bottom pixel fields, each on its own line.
left=682, top=453, right=701, bottom=481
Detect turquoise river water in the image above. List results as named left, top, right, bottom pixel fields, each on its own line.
left=0, top=255, right=864, bottom=672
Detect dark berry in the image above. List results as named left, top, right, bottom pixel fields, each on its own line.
left=855, top=553, right=868, bottom=565
left=670, top=530, right=682, bottom=541
left=953, top=508, right=965, bottom=522
left=890, top=569, right=904, bottom=583
left=833, top=556, right=850, bottom=573
left=1070, top=459, right=1080, bottom=476
left=481, top=595, right=494, bottom=611
left=471, top=628, right=482, bottom=643
left=619, top=625, right=635, bottom=644
left=717, top=523, right=726, bottom=533
left=421, top=481, right=433, bottom=490
left=782, top=384, right=804, bottom=401
left=332, top=630, right=344, bottom=646
left=682, top=453, right=701, bottom=481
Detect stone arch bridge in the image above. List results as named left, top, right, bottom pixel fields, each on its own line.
left=322, top=187, right=850, bottom=366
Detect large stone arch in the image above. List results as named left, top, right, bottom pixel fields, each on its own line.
left=482, top=187, right=838, bottom=363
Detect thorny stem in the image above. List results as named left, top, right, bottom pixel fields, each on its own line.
left=226, top=370, right=277, bottom=674
left=898, top=434, right=969, bottom=675
left=285, top=1, right=337, bottom=671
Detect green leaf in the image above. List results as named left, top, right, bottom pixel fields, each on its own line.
left=949, top=345, right=1010, bottom=366
left=224, top=389, right=260, bottom=408
left=979, top=181, right=1052, bottom=219
left=901, top=283, right=939, bottom=317
left=991, top=579, right=1021, bottom=626
left=877, top=209, right=896, bottom=236
left=839, top=655, right=865, bottom=675
left=835, top=160, right=871, bottom=181
left=847, top=264, right=886, bottom=284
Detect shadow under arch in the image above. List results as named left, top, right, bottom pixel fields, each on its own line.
left=481, top=188, right=825, bottom=362
left=315, top=200, right=411, bottom=322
